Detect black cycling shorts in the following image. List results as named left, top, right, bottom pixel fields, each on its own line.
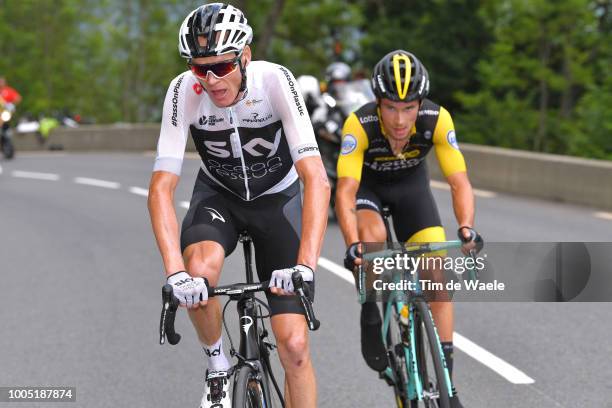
left=181, top=170, right=313, bottom=316
left=356, top=164, right=442, bottom=242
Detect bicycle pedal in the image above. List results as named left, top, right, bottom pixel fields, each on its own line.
left=263, top=340, right=277, bottom=350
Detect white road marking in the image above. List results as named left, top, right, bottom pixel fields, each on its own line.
left=430, top=180, right=451, bottom=191
left=14, top=152, right=67, bottom=158
left=473, top=188, right=497, bottom=198
left=317, top=256, right=535, bottom=385
left=318, top=256, right=354, bottom=284
left=179, top=201, right=190, bottom=209
left=430, top=180, right=497, bottom=198
left=74, top=177, right=120, bottom=189
left=144, top=151, right=200, bottom=160
left=453, top=332, right=535, bottom=384
left=129, top=186, right=149, bottom=197
left=594, top=211, right=612, bottom=221
left=474, top=189, right=497, bottom=198
left=0, top=164, right=3, bottom=175
left=12, top=170, right=60, bottom=181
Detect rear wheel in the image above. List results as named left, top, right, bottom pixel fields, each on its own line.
left=233, top=365, right=271, bottom=408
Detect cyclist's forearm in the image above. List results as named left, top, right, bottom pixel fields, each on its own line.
left=335, top=190, right=359, bottom=246
left=448, top=175, right=475, bottom=227
left=148, top=189, right=186, bottom=276
left=297, top=169, right=330, bottom=269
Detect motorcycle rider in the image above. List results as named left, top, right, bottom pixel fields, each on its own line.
left=324, top=62, right=351, bottom=100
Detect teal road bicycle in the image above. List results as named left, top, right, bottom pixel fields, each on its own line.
left=359, top=207, right=481, bottom=408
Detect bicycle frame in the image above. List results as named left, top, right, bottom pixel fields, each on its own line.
left=235, top=232, right=264, bottom=362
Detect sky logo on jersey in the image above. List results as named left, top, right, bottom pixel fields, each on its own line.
left=341, top=134, right=357, bottom=155
left=447, top=130, right=460, bottom=150
left=204, top=128, right=282, bottom=158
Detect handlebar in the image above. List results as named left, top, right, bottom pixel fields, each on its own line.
left=159, top=277, right=320, bottom=346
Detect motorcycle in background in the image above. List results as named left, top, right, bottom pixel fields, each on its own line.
left=0, top=102, right=16, bottom=159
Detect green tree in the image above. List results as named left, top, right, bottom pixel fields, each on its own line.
left=357, top=0, right=491, bottom=113
left=456, top=0, right=609, bottom=158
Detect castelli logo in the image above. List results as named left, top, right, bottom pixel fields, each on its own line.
left=193, top=83, right=203, bottom=95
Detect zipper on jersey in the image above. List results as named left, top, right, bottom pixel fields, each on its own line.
left=228, top=107, right=251, bottom=200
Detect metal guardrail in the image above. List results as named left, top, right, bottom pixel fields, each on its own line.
left=12, top=124, right=612, bottom=211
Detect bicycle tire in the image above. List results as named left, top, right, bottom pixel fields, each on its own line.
left=233, top=365, right=272, bottom=408
left=411, top=298, right=451, bottom=408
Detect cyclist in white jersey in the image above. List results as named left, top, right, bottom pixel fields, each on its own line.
left=148, top=4, right=330, bottom=408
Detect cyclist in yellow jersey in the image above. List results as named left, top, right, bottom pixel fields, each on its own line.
left=336, top=50, right=482, bottom=408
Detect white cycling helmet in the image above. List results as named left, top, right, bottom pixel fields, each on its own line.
left=297, top=75, right=321, bottom=99
left=178, top=3, right=253, bottom=59
left=325, top=62, right=352, bottom=83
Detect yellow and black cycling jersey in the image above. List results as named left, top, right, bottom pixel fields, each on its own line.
left=337, top=99, right=466, bottom=183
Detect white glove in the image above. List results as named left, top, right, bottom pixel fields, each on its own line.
left=166, top=271, right=207, bottom=307
left=269, top=264, right=314, bottom=294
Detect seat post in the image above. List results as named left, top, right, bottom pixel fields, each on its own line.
left=239, top=230, right=254, bottom=284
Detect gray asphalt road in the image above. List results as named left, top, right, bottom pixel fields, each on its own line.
left=1, top=153, right=611, bottom=408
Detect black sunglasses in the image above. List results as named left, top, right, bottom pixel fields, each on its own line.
left=188, top=54, right=241, bottom=79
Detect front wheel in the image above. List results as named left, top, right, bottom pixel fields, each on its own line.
left=232, top=365, right=272, bottom=408
left=411, top=298, right=452, bottom=408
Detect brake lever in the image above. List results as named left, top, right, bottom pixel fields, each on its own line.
left=160, top=284, right=181, bottom=345
left=291, top=272, right=321, bottom=331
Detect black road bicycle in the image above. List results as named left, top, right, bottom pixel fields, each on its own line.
left=159, top=231, right=320, bottom=407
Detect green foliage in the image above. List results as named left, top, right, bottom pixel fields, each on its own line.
left=455, top=0, right=610, bottom=159
left=0, top=0, right=609, bottom=160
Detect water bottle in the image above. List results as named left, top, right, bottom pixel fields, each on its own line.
left=399, top=304, right=409, bottom=326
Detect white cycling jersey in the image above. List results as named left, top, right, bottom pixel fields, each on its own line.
left=154, top=61, right=320, bottom=201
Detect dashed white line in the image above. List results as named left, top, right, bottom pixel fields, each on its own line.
left=317, top=255, right=535, bottom=385
left=318, top=256, right=354, bottom=284
left=12, top=170, right=60, bottom=181
left=454, top=332, right=535, bottom=384
left=0, top=164, right=3, bottom=175
left=180, top=201, right=190, bottom=209
left=473, top=188, right=497, bottom=198
left=594, top=211, right=612, bottom=221
left=129, top=186, right=149, bottom=197
left=430, top=180, right=451, bottom=191
left=74, top=177, right=120, bottom=189
left=143, top=151, right=200, bottom=160
left=430, top=180, right=497, bottom=198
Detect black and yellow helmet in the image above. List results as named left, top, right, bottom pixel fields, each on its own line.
left=371, top=50, right=429, bottom=102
